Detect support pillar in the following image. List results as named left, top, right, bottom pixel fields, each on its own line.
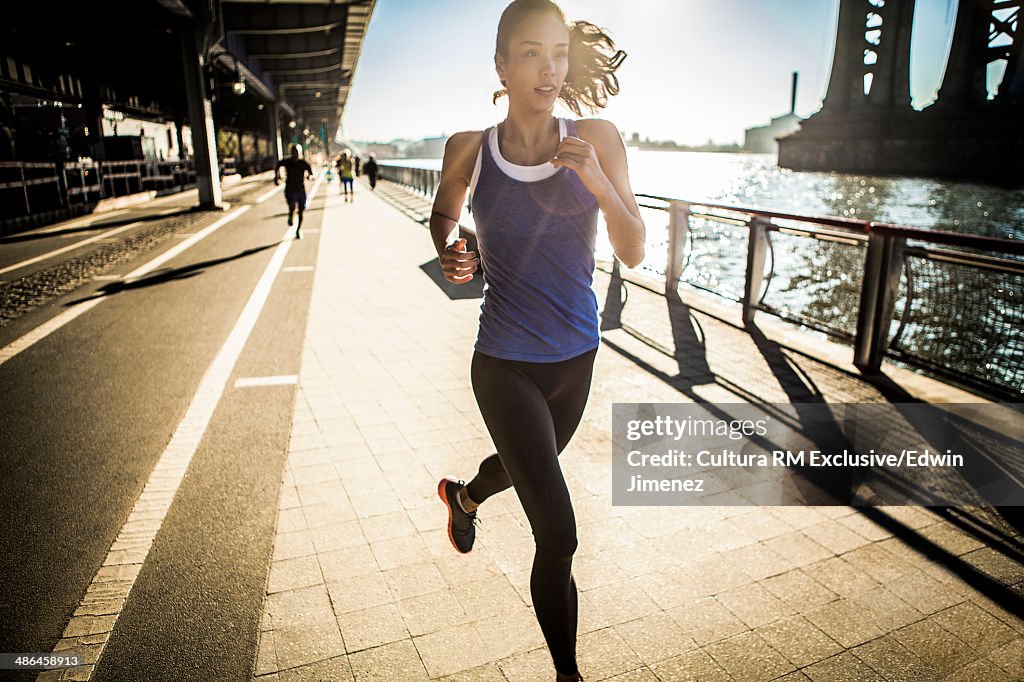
left=269, top=103, right=283, bottom=163
left=867, top=0, right=915, bottom=109
left=821, top=0, right=865, bottom=112
left=180, top=28, right=222, bottom=209
left=936, top=0, right=991, bottom=106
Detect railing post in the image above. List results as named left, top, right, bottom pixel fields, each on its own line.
left=742, top=216, right=770, bottom=324
left=854, top=232, right=904, bottom=373
left=600, top=256, right=625, bottom=330
left=666, top=201, right=691, bottom=286
left=20, top=164, right=30, bottom=215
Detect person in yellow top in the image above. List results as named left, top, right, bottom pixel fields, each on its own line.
left=336, top=151, right=355, bottom=202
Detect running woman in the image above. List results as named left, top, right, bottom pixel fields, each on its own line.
left=429, top=2, right=645, bottom=680
left=274, top=144, right=314, bottom=239
left=336, top=150, right=355, bottom=202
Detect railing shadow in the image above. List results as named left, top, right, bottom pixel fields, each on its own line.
left=418, top=260, right=483, bottom=300
left=607, top=278, right=1024, bottom=616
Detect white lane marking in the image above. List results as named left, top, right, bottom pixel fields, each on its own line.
left=93, top=275, right=121, bottom=281
left=282, top=266, right=314, bottom=272
left=256, top=184, right=283, bottom=204
left=47, top=174, right=328, bottom=679
left=0, top=222, right=143, bottom=276
left=234, top=375, right=299, bottom=388
left=0, top=208, right=249, bottom=368
left=122, top=206, right=250, bottom=282
left=0, top=298, right=106, bottom=367
left=35, top=209, right=131, bottom=234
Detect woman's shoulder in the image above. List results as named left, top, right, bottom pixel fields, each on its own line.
left=445, top=129, right=487, bottom=154
left=570, top=118, right=622, bottom=148
left=442, top=129, right=487, bottom=182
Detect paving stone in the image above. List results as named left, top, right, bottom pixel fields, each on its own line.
left=267, top=555, right=324, bottom=595
left=277, top=655, right=355, bottom=682
left=576, top=628, right=644, bottom=680
left=703, top=629, right=795, bottom=680
left=348, top=638, right=430, bottom=681
left=848, top=585, right=924, bottom=631
left=667, top=597, right=748, bottom=646
left=716, top=580, right=795, bottom=629
left=986, top=636, right=1024, bottom=678
left=803, top=599, right=885, bottom=648
left=760, top=569, right=838, bottom=611
left=883, top=567, right=965, bottom=615
left=336, top=602, right=408, bottom=653
left=890, top=618, right=981, bottom=676
left=755, top=614, right=843, bottom=669
left=850, top=635, right=939, bottom=681
left=273, top=622, right=346, bottom=671
left=942, top=657, right=1017, bottom=682
left=649, top=648, right=735, bottom=681
left=804, top=651, right=885, bottom=681
left=612, top=611, right=697, bottom=666
left=583, top=578, right=661, bottom=627
left=930, top=601, right=1018, bottom=655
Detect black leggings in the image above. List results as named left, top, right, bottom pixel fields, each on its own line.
left=465, top=346, right=598, bottom=677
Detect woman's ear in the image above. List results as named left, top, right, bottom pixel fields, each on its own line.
left=494, top=52, right=507, bottom=84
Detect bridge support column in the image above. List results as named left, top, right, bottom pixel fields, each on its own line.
left=180, top=28, right=223, bottom=210
left=269, top=97, right=283, bottom=164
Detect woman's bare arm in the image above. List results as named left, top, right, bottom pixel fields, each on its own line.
left=429, top=132, right=476, bottom=254
left=430, top=132, right=482, bottom=282
left=574, top=119, right=646, bottom=268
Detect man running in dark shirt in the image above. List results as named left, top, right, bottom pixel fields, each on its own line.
left=274, top=144, right=314, bottom=239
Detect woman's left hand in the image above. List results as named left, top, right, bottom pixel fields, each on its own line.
left=550, top=136, right=611, bottom=197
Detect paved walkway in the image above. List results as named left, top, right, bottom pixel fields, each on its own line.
left=252, top=178, right=1023, bottom=681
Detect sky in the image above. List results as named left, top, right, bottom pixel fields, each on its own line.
left=340, top=0, right=959, bottom=146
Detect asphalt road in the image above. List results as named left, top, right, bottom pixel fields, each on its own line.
left=0, top=173, right=327, bottom=680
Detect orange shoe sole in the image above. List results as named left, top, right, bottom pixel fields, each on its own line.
left=437, top=476, right=470, bottom=554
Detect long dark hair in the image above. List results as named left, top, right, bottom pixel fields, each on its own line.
left=492, top=0, right=626, bottom=116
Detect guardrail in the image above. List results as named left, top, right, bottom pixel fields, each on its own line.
left=63, top=160, right=102, bottom=204
left=377, top=164, right=439, bottom=199
left=378, top=162, right=1024, bottom=398
left=0, top=161, right=64, bottom=215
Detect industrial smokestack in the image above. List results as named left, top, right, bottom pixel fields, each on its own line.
left=790, top=71, right=798, bottom=114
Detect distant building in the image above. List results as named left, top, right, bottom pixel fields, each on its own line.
left=744, top=113, right=802, bottom=154
left=361, top=142, right=398, bottom=159
left=403, top=135, right=446, bottom=159
left=744, top=71, right=803, bottom=154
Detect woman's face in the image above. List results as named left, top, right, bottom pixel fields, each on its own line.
left=496, top=12, right=569, bottom=111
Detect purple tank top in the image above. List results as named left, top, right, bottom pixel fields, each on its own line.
left=470, top=118, right=601, bottom=362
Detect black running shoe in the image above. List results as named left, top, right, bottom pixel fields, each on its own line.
left=295, top=225, right=302, bottom=239
left=437, top=476, right=479, bottom=553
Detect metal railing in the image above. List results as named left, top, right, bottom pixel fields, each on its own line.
left=0, top=161, right=64, bottom=215
left=377, top=164, right=439, bottom=199
left=378, top=162, right=1024, bottom=398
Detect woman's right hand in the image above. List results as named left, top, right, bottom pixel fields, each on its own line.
left=440, top=238, right=479, bottom=283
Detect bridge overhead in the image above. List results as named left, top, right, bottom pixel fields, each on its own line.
left=0, top=0, right=377, bottom=225
left=220, top=0, right=374, bottom=146
left=778, top=0, right=1023, bottom=186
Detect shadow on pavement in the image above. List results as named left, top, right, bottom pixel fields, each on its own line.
left=419, top=259, right=483, bottom=300
left=62, top=242, right=281, bottom=306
